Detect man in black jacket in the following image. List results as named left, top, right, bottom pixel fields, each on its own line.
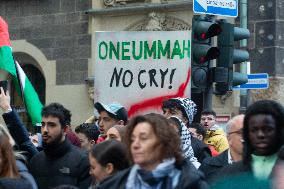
left=199, top=114, right=244, bottom=183
left=189, top=123, right=212, bottom=163
left=29, top=103, right=91, bottom=189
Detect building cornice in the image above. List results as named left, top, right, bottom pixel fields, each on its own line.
left=86, top=0, right=193, bottom=16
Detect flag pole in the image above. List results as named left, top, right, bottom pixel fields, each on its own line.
left=0, top=17, right=42, bottom=129
left=12, top=57, right=26, bottom=105
left=11, top=56, right=41, bottom=130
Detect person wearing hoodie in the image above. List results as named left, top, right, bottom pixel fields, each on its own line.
left=200, top=109, right=229, bottom=154
left=211, top=100, right=284, bottom=187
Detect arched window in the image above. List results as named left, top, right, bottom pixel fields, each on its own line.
left=11, top=53, right=46, bottom=132
left=22, top=64, right=46, bottom=104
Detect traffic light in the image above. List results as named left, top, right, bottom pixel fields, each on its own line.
left=214, top=21, right=250, bottom=95
left=191, top=15, right=221, bottom=93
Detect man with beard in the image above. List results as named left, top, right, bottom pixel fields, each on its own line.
left=29, top=103, right=91, bottom=189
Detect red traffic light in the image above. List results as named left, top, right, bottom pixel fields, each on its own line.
left=193, top=45, right=220, bottom=64
left=194, top=21, right=222, bottom=40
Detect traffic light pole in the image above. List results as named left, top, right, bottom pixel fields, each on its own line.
left=191, top=15, right=221, bottom=109
left=239, top=0, right=248, bottom=113
left=203, top=83, right=213, bottom=110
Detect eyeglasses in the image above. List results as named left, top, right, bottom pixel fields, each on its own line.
left=201, top=117, right=215, bottom=121
left=228, top=129, right=243, bottom=135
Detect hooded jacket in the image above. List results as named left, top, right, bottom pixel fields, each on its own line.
left=17, top=160, right=38, bottom=189
left=0, top=177, right=32, bottom=189
left=204, top=127, right=229, bottom=153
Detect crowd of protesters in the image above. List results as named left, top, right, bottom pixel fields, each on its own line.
left=0, top=86, right=284, bottom=189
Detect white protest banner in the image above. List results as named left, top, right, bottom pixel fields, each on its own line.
left=94, top=31, right=191, bottom=117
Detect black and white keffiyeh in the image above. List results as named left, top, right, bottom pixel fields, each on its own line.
left=172, top=97, right=197, bottom=124
left=169, top=116, right=200, bottom=168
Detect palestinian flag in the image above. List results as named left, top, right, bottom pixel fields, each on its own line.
left=0, top=16, right=43, bottom=126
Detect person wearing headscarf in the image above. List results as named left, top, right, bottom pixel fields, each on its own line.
left=162, top=97, right=202, bottom=168
left=162, top=97, right=197, bottom=127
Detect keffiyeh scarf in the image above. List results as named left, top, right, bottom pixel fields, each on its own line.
left=169, top=116, right=200, bottom=168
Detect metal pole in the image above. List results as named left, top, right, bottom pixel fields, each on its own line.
left=203, top=84, right=213, bottom=110
left=239, top=0, right=248, bottom=113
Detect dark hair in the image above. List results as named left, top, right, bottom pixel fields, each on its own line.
left=162, top=99, right=188, bottom=123
left=243, top=100, right=284, bottom=164
left=66, top=131, right=81, bottom=148
left=111, top=125, right=127, bottom=143
left=75, top=123, right=100, bottom=141
left=201, top=109, right=216, bottom=117
left=126, top=113, right=184, bottom=166
left=90, top=140, right=129, bottom=172
left=168, top=117, right=183, bottom=135
left=189, top=123, right=206, bottom=138
left=0, top=128, right=19, bottom=178
left=41, top=103, right=71, bottom=127
left=96, top=106, right=128, bottom=124
left=115, top=108, right=128, bottom=124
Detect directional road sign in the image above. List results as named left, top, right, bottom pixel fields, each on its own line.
left=193, top=0, right=238, bottom=17
left=233, top=73, right=269, bottom=90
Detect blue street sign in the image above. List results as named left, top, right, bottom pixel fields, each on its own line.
left=233, top=73, right=269, bottom=90
left=193, top=0, right=238, bottom=17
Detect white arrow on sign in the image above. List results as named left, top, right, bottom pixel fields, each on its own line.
left=196, top=0, right=237, bottom=11
left=196, top=0, right=208, bottom=11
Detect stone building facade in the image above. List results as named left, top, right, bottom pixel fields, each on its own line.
left=2, top=0, right=279, bottom=127
left=248, top=0, right=284, bottom=103
left=0, top=0, right=93, bottom=127
left=89, top=0, right=241, bottom=120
